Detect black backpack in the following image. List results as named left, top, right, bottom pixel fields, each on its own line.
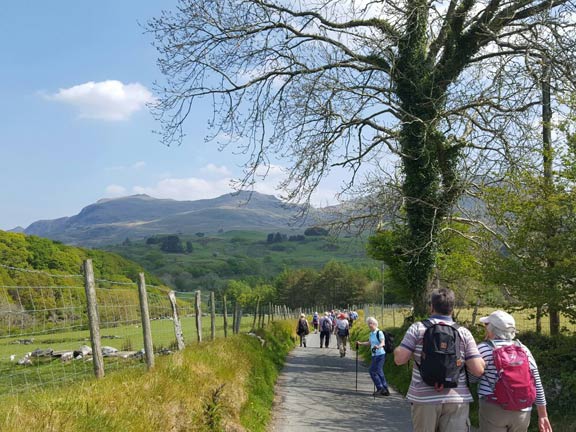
left=297, top=319, right=309, bottom=335
left=375, top=330, right=395, bottom=354
left=416, top=320, right=464, bottom=389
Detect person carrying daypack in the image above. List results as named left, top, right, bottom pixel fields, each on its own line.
left=335, top=313, right=350, bottom=357
left=356, top=316, right=389, bottom=396
left=375, top=328, right=395, bottom=354
left=296, top=313, right=310, bottom=348
left=349, top=310, right=358, bottom=327
left=312, top=312, right=319, bottom=334
left=319, top=312, right=332, bottom=348
left=474, top=310, right=552, bottom=432
left=394, top=288, right=485, bottom=432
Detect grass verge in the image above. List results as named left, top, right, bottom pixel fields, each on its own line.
left=0, top=320, right=296, bottom=432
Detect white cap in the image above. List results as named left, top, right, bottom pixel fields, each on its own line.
left=479, top=310, right=516, bottom=331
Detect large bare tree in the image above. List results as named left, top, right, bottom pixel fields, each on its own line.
left=149, top=0, right=576, bottom=314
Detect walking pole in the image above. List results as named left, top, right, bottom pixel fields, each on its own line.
left=355, top=343, right=359, bottom=393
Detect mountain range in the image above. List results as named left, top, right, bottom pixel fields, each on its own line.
left=13, top=191, right=320, bottom=247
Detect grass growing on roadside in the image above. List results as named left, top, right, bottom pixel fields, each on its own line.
left=0, top=320, right=296, bottom=432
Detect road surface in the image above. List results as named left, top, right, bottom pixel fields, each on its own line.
left=272, top=332, right=414, bottom=431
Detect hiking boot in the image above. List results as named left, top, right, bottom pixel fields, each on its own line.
left=380, top=388, right=390, bottom=396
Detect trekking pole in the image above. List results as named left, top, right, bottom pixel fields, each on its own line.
left=355, top=344, right=358, bottom=393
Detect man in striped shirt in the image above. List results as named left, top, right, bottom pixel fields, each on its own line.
left=394, top=288, right=485, bottom=431
left=474, top=310, right=552, bottom=432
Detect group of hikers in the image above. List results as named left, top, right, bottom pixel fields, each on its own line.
left=296, top=309, right=358, bottom=357
left=296, top=288, right=552, bottom=432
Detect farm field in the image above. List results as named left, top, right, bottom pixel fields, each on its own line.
left=0, top=314, right=257, bottom=395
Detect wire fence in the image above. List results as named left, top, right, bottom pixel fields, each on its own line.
left=0, top=260, right=297, bottom=396
left=360, top=303, right=576, bottom=335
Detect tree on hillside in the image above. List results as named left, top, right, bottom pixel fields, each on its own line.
left=159, top=235, right=185, bottom=253
left=149, top=0, right=576, bottom=314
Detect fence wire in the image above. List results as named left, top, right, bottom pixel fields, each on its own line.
left=0, top=262, right=290, bottom=396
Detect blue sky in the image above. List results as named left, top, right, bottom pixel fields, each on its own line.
left=0, top=1, right=345, bottom=230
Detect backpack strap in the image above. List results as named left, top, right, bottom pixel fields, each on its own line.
left=422, top=319, right=433, bottom=329
left=446, top=321, right=467, bottom=386
left=415, top=320, right=432, bottom=371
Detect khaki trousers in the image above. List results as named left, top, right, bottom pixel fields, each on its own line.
left=336, top=334, right=347, bottom=356
left=479, top=399, right=531, bottom=432
left=411, top=402, right=470, bottom=432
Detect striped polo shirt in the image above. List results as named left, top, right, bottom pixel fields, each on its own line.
left=475, top=340, right=546, bottom=409
left=399, top=315, right=481, bottom=404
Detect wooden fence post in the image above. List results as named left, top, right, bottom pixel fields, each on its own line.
left=233, top=302, right=238, bottom=335
left=259, top=304, right=264, bottom=328
left=252, top=297, right=260, bottom=331
left=168, top=291, right=185, bottom=350
left=235, top=306, right=243, bottom=334
left=138, top=273, right=155, bottom=370
left=268, top=302, right=272, bottom=324
left=223, top=295, right=228, bottom=338
left=210, top=291, right=216, bottom=341
left=83, top=259, right=104, bottom=379
left=195, top=290, right=202, bottom=342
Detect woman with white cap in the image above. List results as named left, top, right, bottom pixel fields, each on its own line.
left=475, top=310, right=552, bottom=432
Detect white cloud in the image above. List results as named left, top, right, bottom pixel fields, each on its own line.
left=46, top=80, right=154, bottom=121
left=199, top=163, right=232, bottom=177
left=105, top=184, right=127, bottom=197
left=132, top=177, right=234, bottom=201
left=131, top=161, right=147, bottom=169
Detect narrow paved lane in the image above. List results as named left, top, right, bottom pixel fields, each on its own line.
left=272, top=332, right=413, bottom=431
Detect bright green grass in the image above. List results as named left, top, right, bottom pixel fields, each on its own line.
left=0, top=320, right=296, bottom=432
left=0, top=314, right=260, bottom=395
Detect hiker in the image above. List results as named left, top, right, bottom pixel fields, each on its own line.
left=349, top=310, right=358, bottom=327
left=296, top=313, right=310, bottom=348
left=335, top=312, right=350, bottom=357
left=474, top=310, right=552, bottom=432
left=394, top=288, right=485, bottom=432
left=312, top=312, right=319, bottom=334
left=319, top=312, right=333, bottom=348
left=356, top=316, right=389, bottom=396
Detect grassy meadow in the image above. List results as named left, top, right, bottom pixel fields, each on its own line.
left=0, top=320, right=296, bottom=432
left=0, top=314, right=259, bottom=395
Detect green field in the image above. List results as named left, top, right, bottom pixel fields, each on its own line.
left=0, top=314, right=259, bottom=395
left=105, top=230, right=374, bottom=290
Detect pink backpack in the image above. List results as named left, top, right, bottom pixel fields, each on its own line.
left=487, top=341, right=536, bottom=410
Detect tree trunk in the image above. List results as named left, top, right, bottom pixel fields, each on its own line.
left=394, top=0, right=458, bottom=316
left=542, top=64, right=560, bottom=337
left=549, top=307, right=560, bottom=336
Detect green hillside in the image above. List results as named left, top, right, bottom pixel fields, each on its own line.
left=105, top=230, right=374, bottom=291
left=0, top=230, right=164, bottom=286
left=0, top=230, right=169, bottom=339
